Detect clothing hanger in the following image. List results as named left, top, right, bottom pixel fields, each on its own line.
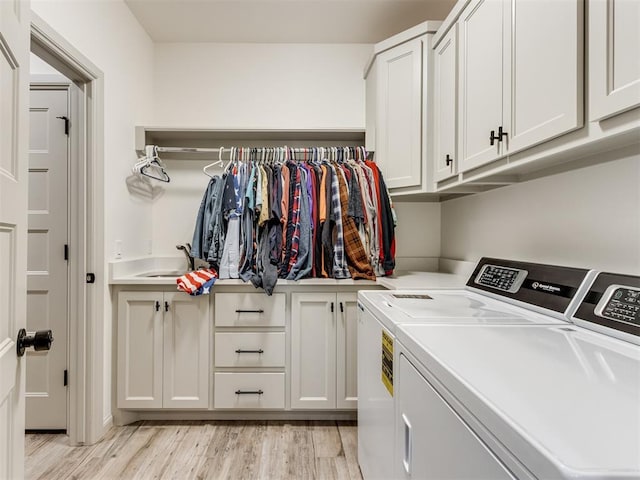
left=224, top=147, right=235, bottom=172
left=203, top=146, right=224, bottom=178
left=140, top=159, right=170, bottom=183
left=132, top=145, right=170, bottom=182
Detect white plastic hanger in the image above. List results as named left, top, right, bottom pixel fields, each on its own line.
left=203, top=146, right=224, bottom=178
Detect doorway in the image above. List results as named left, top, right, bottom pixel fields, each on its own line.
left=29, top=13, right=106, bottom=445
left=26, top=60, right=74, bottom=430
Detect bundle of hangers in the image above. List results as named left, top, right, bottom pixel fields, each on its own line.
left=133, top=145, right=170, bottom=182
left=201, top=146, right=371, bottom=177
left=191, top=145, right=397, bottom=295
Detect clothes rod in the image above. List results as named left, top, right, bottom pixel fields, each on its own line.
left=153, top=145, right=365, bottom=154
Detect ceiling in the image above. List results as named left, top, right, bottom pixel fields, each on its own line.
left=124, top=0, right=456, bottom=43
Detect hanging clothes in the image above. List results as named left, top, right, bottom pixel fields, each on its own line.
left=190, top=146, right=396, bottom=294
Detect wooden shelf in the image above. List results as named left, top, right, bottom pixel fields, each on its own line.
left=136, top=126, right=366, bottom=155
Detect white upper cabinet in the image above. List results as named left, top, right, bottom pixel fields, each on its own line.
left=376, top=38, right=424, bottom=189
left=433, top=24, right=459, bottom=182
left=458, top=0, right=505, bottom=173
left=504, top=0, right=583, bottom=154
left=457, top=0, right=583, bottom=174
left=589, top=0, right=640, bottom=121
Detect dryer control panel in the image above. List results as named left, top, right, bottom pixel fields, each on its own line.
left=466, top=257, right=591, bottom=315
left=474, top=264, right=528, bottom=293
left=574, top=273, right=640, bottom=344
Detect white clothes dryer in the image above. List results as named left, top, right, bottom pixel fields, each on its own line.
left=393, top=270, right=639, bottom=479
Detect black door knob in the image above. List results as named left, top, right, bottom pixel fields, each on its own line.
left=17, top=329, right=53, bottom=357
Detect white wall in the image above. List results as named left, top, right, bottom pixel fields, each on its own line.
left=441, top=148, right=640, bottom=275
left=31, top=0, right=155, bottom=432
left=153, top=43, right=371, bottom=129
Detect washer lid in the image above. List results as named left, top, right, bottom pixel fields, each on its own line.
left=360, top=289, right=560, bottom=322
left=397, top=324, right=640, bottom=478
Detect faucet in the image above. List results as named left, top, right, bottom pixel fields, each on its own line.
left=176, top=244, right=210, bottom=271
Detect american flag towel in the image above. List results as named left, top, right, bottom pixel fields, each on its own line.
left=176, top=269, right=218, bottom=296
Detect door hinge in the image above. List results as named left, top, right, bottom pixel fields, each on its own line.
left=56, top=116, right=70, bottom=136
left=63, top=369, right=68, bottom=387
left=64, top=244, right=69, bottom=261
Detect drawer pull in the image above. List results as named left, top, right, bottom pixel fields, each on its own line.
left=235, top=389, right=264, bottom=395
left=235, top=349, right=264, bottom=354
left=235, top=309, right=264, bottom=313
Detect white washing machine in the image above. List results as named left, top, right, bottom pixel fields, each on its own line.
left=357, top=258, right=595, bottom=480
left=393, top=271, right=640, bottom=479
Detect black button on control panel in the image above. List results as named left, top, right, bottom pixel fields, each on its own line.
left=474, top=265, right=528, bottom=293
left=596, top=285, right=640, bottom=326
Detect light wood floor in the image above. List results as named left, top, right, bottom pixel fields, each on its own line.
left=25, top=420, right=363, bottom=480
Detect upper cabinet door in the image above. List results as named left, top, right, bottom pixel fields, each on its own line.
left=504, top=0, right=583, bottom=154
left=376, top=38, right=423, bottom=189
left=458, top=0, right=505, bottom=173
left=433, top=25, right=458, bottom=182
left=589, top=0, right=640, bottom=121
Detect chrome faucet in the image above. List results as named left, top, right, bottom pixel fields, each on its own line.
left=176, top=244, right=210, bottom=271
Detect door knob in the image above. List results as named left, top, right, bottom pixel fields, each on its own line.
left=16, top=329, right=53, bottom=357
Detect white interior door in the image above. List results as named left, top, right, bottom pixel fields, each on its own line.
left=0, top=0, right=31, bottom=477
left=26, top=87, right=69, bottom=430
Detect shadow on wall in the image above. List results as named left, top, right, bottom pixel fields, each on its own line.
left=126, top=174, right=166, bottom=201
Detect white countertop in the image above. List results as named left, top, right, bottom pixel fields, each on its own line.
left=108, top=257, right=468, bottom=289
left=376, top=271, right=468, bottom=290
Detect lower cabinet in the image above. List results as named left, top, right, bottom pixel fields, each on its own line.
left=396, top=354, right=514, bottom=479
left=117, top=291, right=210, bottom=409
left=290, top=292, right=358, bottom=409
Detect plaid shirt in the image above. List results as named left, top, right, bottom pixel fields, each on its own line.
left=329, top=164, right=350, bottom=279
left=287, top=167, right=302, bottom=273
left=335, top=166, right=375, bottom=281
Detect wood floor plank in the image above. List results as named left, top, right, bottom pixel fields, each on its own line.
left=338, top=421, right=362, bottom=480
left=311, top=421, right=344, bottom=458
left=25, top=420, right=362, bottom=480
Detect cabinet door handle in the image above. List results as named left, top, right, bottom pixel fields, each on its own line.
left=498, top=125, right=508, bottom=141
left=402, top=413, right=412, bottom=475
left=235, top=309, right=264, bottom=313
left=235, top=349, right=264, bottom=354
left=155, top=301, right=160, bottom=312
left=339, top=302, right=344, bottom=313
left=164, top=301, right=169, bottom=312
left=489, top=129, right=501, bottom=146
left=235, top=390, right=264, bottom=395
left=445, top=154, right=453, bottom=166
left=331, top=302, right=334, bottom=313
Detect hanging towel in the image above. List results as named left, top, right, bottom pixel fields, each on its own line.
left=176, top=269, right=218, bottom=296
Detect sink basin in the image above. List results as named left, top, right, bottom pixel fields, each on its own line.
left=136, top=271, right=183, bottom=278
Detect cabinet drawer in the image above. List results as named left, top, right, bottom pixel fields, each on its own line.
left=215, top=332, right=285, bottom=367
left=215, top=293, right=285, bottom=327
left=214, top=373, right=285, bottom=409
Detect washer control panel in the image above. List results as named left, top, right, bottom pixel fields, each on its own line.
left=474, top=264, right=528, bottom=293
left=595, top=285, right=640, bottom=326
